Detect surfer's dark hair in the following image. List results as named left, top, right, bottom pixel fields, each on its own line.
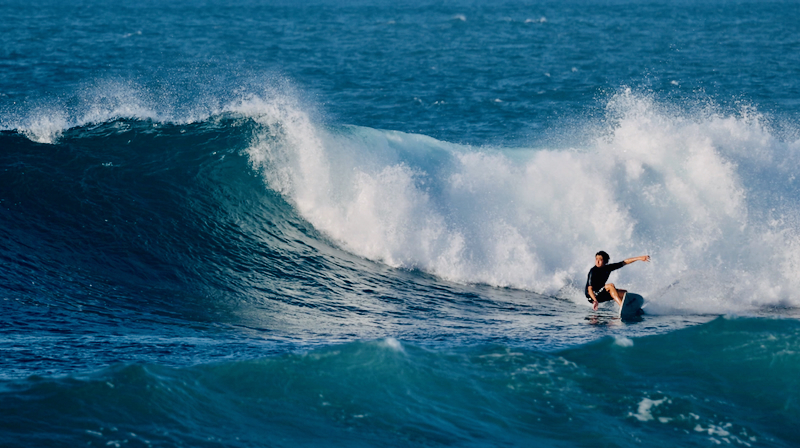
left=596, top=251, right=609, bottom=263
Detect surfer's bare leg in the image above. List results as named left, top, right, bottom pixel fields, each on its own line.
left=604, top=284, right=626, bottom=306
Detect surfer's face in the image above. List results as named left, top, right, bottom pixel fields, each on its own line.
left=595, top=254, right=605, bottom=267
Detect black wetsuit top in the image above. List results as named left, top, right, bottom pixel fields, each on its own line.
left=585, top=261, right=625, bottom=299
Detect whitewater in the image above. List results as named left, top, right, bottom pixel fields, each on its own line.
left=2, top=0, right=800, bottom=446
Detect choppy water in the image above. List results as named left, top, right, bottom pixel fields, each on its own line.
left=2, top=0, right=800, bottom=446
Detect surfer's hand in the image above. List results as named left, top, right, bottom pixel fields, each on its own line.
left=592, top=300, right=598, bottom=311
left=642, top=255, right=650, bottom=262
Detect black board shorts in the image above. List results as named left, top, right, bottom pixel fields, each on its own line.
left=588, top=288, right=613, bottom=303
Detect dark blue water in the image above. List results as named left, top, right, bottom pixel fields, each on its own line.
left=2, top=0, right=800, bottom=446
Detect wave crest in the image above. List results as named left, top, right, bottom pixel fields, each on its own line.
left=246, top=88, right=800, bottom=314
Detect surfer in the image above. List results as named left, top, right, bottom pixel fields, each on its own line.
left=585, top=251, right=650, bottom=311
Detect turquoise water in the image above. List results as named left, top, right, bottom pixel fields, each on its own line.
left=3, top=318, right=799, bottom=446
left=2, top=0, right=800, bottom=446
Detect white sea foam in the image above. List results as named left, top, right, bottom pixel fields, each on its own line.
left=20, top=110, right=68, bottom=144
left=525, top=17, right=547, bottom=24
left=382, top=338, right=404, bottom=352
left=614, top=336, right=634, bottom=347
left=245, top=88, right=800, bottom=314
left=629, top=397, right=669, bottom=422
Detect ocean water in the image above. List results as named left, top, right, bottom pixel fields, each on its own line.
left=2, top=0, right=800, bottom=446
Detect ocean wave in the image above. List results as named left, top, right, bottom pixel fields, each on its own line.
left=4, top=86, right=800, bottom=315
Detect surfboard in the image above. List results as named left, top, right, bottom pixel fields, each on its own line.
left=619, top=292, right=645, bottom=319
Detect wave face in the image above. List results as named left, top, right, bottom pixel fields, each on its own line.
left=2, top=317, right=799, bottom=447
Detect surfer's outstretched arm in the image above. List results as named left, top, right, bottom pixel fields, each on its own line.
left=623, top=255, right=650, bottom=264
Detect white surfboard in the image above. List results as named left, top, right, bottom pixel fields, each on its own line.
left=619, top=292, right=645, bottom=319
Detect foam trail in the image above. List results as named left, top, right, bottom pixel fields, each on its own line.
left=246, top=89, right=800, bottom=314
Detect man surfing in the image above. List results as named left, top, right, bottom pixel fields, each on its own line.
left=585, top=251, right=650, bottom=311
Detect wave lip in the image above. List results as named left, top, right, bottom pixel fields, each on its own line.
left=1, top=77, right=304, bottom=144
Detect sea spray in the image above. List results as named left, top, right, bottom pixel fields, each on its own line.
left=245, top=89, right=800, bottom=314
